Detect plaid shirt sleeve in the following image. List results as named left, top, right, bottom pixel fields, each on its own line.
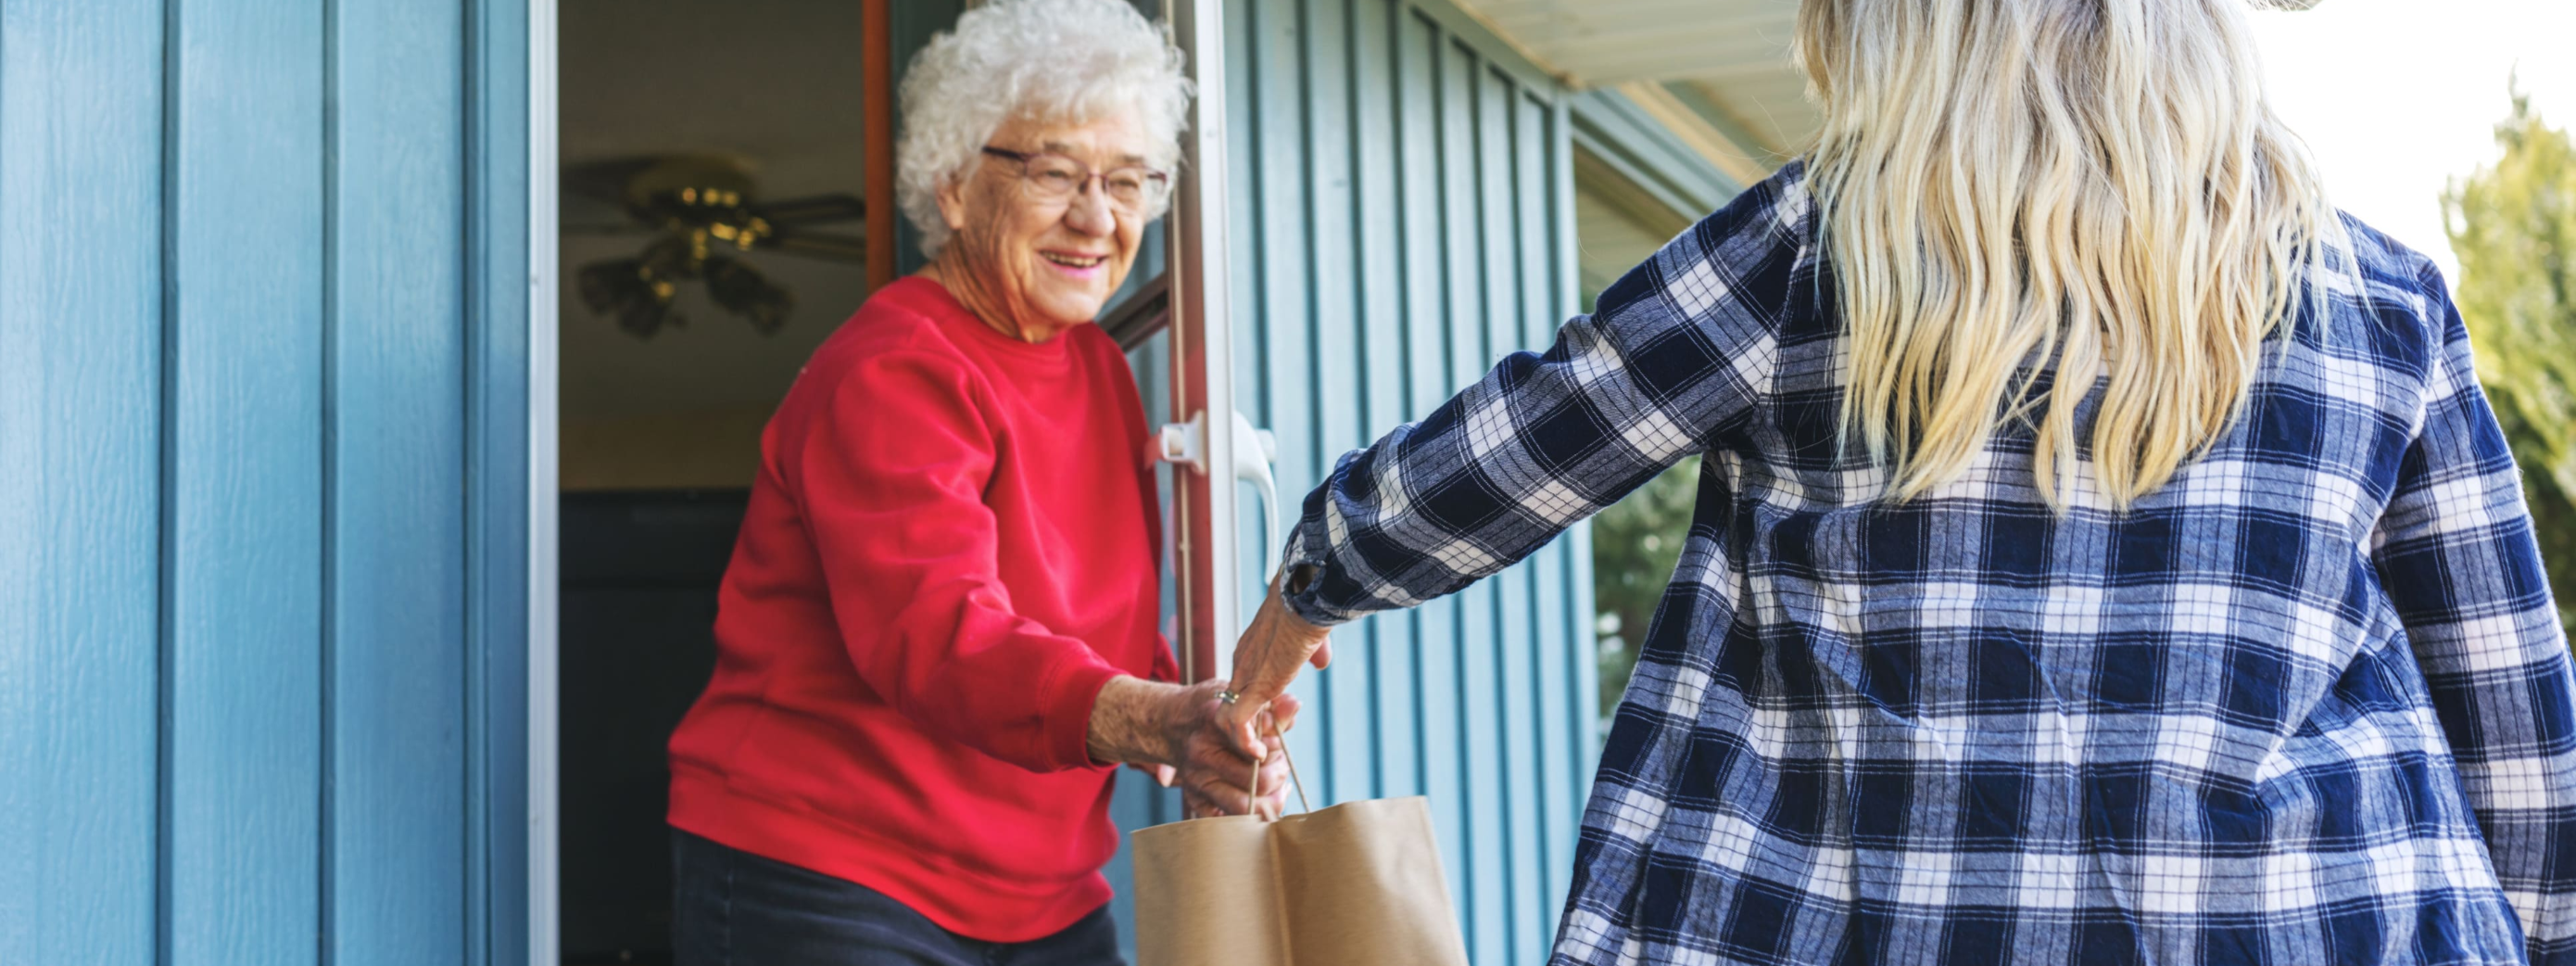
left=1276, top=165, right=1810, bottom=628
left=2372, top=263, right=2576, bottom=965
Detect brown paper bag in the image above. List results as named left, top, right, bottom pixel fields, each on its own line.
left=1130, top=795, right=1471, bottom=966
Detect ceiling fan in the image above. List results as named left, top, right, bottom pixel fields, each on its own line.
left=562, top=154, right=867, bottom=339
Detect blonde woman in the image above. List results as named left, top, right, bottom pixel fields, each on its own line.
left=1222, top=0, right=2576, bottom=963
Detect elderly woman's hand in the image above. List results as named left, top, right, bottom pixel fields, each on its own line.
left=1088, top=677, right=1298, bottom=818
left=1217, top=582, right=1332, bottom=756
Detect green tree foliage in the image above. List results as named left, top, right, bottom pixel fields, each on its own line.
left=2444, top=90, right=2576, bottom=636
left=1589, top=456, right=1699, bottom=728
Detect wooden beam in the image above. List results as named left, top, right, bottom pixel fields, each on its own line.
left=862, top=0, right=897, bottom=290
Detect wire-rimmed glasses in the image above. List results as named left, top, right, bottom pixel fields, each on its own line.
left=979, top=146, right=1171, bottom=213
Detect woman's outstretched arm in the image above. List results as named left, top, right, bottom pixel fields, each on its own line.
left=1223, top=164, right=1813, bottom=733
left=2373, top=263, right=2576, bottom=966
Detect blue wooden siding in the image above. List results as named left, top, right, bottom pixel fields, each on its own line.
left=0, top=1, right=532, bottom=963
left=1118, top=1, right=1603, bottom=962
left=0, top=0, right=1599, bottom=961
left=166, top=2, right=328, bottom=965
left=0, top=5, right=164, bottom=964
left=1100, top=2, right=1600, bottom=960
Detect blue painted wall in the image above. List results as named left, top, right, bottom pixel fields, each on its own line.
left=1227, top=4, right=1602, bottom=961
left=1104, top=2, right=1605, bottom=963
left=0, top=0, right=1595, bottom=962
left=0, top=0, right=531, bottom=963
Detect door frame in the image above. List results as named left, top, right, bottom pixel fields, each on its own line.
left=1159, top=0, right=1251, bottom=682
left=524, top=0, right=562, bottom=961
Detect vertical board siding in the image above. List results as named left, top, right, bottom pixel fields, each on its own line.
left=1301, top=0, right=1374, bottom=811
left=1212, top=1, right=1600, bottom=960
left=1347, top=0, right=1418, bottom=807
left=467, top=0, right=534, bottom=960
left=1515, top=87, right=1575, bottom=926
left=329, top=0, right=470, bottom=960
left=0, top=3, right=166, bottom=964
left=1239, top=0, right=1321, bottom=783
left=1442, top=36, right=1509, bottom=965
left=166, top=0, right=327, bottom=963
left=1556, top=91, right=1609, bottom=806
left=1394, top=20, right=1463, bottom=898
left=0, top=0, right=1606, bottom=960
left=1479, top=67, right=1544, bottom=964
left=0, top=1, right=533, bottom=962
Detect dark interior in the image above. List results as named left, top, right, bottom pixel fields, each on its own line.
left=559, top=489, right=744, bottom=965
left=556, top=0, right=872, bottom=961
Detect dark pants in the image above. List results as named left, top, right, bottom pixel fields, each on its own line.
left=670, top=829, right=1126, bottom=966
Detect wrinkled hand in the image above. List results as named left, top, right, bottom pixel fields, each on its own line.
left=1088, top=677, right=1299, bottom=819
left=1219, top=583, right=1332, bottom=756
left=1168, top=681, right=1301, bottom=820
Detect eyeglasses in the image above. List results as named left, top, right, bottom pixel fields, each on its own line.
left=979, top=146, right=1171, bottom=213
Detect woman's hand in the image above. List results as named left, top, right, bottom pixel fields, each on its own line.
left=1218, top=583, right=1332, bottom=756
left=1087, top=677, right=1299, bottom=818
left=1167, top=681, right=1302, bottom=820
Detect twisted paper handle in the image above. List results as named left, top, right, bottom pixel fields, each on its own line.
left=1255, top=708, right=1312, bottom=819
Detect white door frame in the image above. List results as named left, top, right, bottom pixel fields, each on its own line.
left=1161, top=0, right=1249, bottom=682
left=525, top=0, right=562, bottom=960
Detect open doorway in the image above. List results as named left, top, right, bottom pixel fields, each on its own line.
left=554, top=1, right=878, bottom=961
left=549, top=2, right=1181, bottom=960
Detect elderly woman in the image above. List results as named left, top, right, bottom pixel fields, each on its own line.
left=663, top=2, right=1286, bottom=964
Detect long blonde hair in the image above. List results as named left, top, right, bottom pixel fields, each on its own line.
left=1795, top=0, right=2332, bottom=509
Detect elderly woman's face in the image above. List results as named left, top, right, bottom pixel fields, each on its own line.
left=936, top=111, right=1157, bottom=337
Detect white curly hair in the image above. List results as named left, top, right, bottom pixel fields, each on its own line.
left=897, top=0, right=1193, bottom=258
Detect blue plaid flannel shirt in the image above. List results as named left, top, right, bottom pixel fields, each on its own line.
left=1276, top=162, right=2576, bottom=965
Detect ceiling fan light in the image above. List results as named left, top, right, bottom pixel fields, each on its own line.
left=580, top=257, right=681, bottom=339
left=563, top=154, right=858, bottom=342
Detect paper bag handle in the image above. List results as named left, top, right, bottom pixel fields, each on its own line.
left=1254, top=709, right=1312, bottom=819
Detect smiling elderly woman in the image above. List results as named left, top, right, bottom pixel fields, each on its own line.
left=662, top=3, right=1288, bottom=964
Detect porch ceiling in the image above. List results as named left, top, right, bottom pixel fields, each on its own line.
left=1456, top=0, right=1819, bottom=158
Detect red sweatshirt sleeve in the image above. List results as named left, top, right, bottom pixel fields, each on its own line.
left=791, top=346, right=1124, bottom=773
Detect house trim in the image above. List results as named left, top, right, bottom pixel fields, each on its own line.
left=1568, top=87, right=1742, bottom=222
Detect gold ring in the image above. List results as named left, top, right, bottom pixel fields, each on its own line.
left=1217, top=689, right=1241, bottom=705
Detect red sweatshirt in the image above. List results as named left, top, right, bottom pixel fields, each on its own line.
left=666, top=276, right=1173, bottom=942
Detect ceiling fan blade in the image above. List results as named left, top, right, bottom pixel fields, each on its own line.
left=704, top=255, right=793, bottom=336
left=576, top=256, right=679, bottom=339
left=751, top=194, right=866, bottom=226
left=761, top=229, right=869, bottom=264
left=560, top=222, right=659, bottom=236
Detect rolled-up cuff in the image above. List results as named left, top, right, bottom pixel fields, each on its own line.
left=1040, top=661, right=1128, bottom=772
left=1277, top=518, right=1357, bottom=629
